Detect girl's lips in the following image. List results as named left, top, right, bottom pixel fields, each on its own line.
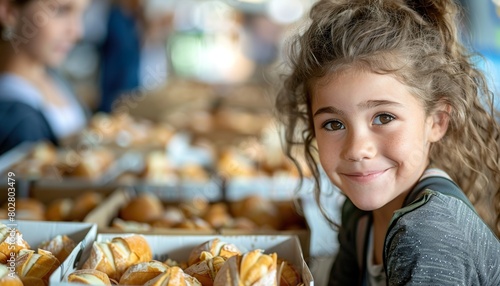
left=342, top=169, right=388, bottom=183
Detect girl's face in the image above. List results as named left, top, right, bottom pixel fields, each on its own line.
left=312, top=69, right=445, bottom=211
left=11, top=0, right=89, bottom=67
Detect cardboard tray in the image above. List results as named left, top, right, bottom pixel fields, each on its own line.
left=0, top=220, right=97, bottom=283
left=54, top=233, right=314, bottom=286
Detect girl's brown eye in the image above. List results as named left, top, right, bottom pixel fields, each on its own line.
left=373, top=114, right=395, bottom=125
left=323, top=120, right=345, bottom=131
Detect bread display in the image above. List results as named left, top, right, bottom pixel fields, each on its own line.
left=81, top=234, right=153, bottom=280
left=212, top=249, right=278, bottom=286
left=112, top=192, right=306, bottom=233
left=67, top=269, right=112, bottom=285
left=66, top=235, right=304, bottom=286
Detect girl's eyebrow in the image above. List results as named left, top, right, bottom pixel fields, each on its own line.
left=313, top=100, right=403, bottom=117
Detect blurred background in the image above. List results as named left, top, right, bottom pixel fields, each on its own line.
left=62, top=0, right=500, bottom=113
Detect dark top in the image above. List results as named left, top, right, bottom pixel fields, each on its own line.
left=98, top=5, right=141, bottom=113
left=0, top=100, right=57, bottom=155
left=329, top=172, right=500, bottom=285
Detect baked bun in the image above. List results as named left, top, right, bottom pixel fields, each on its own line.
left=67, top=269, right=112, bottom=285
left=175, top=217, right=212, bottom=231
left=179, top=197, right=209, bottom=218
left=70, top=192, right=103, bottom=221
left=11, top=198, right=45, bottom=221
left=213, top=249, right=278, bottom=286
left=184, top=252, right=227, bottom=286
left=67, top=148, right=113, bottom=179
left=119, top=193, right=164, bottom=223
left=45, top=198, right=73, bottom=221
left=277, top=258, right=302, bottom=286
left=119, top=260, right=169, bottom=285
left=38, top=235, right=76, bottom=263
left=143, top=266, right=201, bottom=286
left=82, top=235, right=152, bottom=280
left=231, top=195, right=282, bottom=229
left=202, top=203, right=231, bottom=229
left=0, top=223, right=30, bottom=264
left=188, top=238, right=241, bottom=266
left=16, top=248, right=61, bottom=284
left=0, top=264, right=23, bottom=286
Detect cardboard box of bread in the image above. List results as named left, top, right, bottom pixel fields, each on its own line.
left=84, top=188, right=311, bottom=259
left=0, top=220, right=96, bottom=285
left=53, top=233, right=313, bottom=285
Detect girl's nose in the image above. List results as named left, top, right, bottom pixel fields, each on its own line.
left=342, top=130, right=376, bottom=162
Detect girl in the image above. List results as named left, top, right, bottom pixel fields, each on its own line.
left=276, top=0, right=500, bottom=284
left=0, top=0, right=89, bottom=154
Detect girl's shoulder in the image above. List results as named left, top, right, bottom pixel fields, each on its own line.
left=384, top=181, right=500, bottom=284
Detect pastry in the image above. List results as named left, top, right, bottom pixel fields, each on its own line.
left=81, top=235, right=152, bottom=280
left=143, top=266, right=201, bottom=286
left=67, top=269, right=112, bottom=285
left=119, top=260, right=169, bottom=285
left=0, top=223, right=30, bottom=264
left=187, top=238, right=241, bottom=266
left=213, top=249, right=278, bottom=286
left=0, top=264, right=23, bottom=286
left=184, top=252, right=226, bottom=286
left=38, top=235, right=76, bottom=263
left=119, top=193, right=164, bottom=223
left=15, top=248, right=61, bottom=284
left=45, top=198, right=73, bottom=221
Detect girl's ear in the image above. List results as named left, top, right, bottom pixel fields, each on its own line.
left=428, top=103, right=451, bottom=143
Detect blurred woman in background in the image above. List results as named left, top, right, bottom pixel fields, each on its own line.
left=0, top=0, right=90, bottom=155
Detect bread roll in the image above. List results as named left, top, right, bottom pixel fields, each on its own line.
left=67, top=269, right=112, bottom=285
left=15, top=248, right=60, bottom=284
left=0, top=223, right=30, bottom=264
left=19, top=276, right=46, bottom=286
left=231, top=195, right=282, bottom=229
left=82, top=235, right=152, bottom=281
left=150, top=207, right=185, bottom=228
left=184, top=252, right=226, bottom=286
left=119, top=260, right=169, bottom=285
left=188, top=238, right=241, bottom=266
left=179, top=197, right=209, bottom=218
left=119, top=193, right=164, bottom=223
left=143, top=266, right=201, bottom=286
left=0, top=264, right=23, bottom=286
left=70, top=192, right=103, bottom=221
left=45, top=198, right=73, bottom=221
left=203, top=203, right=231, bottom=229
left=38, top=235, right=76, bottom=263
left=11, top=198, right=45, bottom=221
left=213, top=249, right=278, bottom=286
left=109, top=235, right=152, bottom=277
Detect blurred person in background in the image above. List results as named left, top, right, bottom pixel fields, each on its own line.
left=98, top=0, right=172, bottom=113
left=0, top=0, right=90, bottom=155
